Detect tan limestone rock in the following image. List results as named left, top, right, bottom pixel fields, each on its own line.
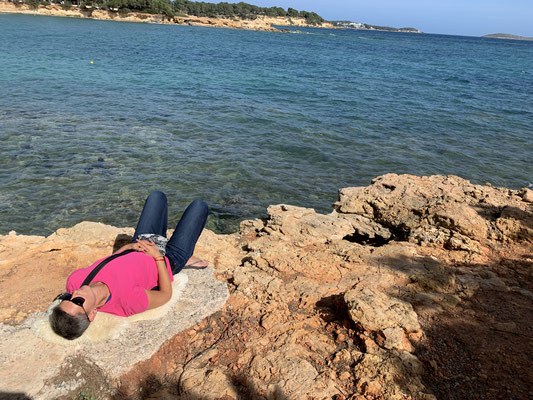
left=522, top=188, right=533, bottom=202
left=2, top=174, right=532, bottom=399
left=345, top=287, right=420, bottom=332
left=180, top=367, right=238, bottom=399
left=334, top=173, right=530, bottom=246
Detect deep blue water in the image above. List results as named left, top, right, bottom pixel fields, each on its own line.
left=1, top=14, right=532, bottom=235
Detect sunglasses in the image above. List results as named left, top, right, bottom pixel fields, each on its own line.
left=54, top=292, right=89, bottom=320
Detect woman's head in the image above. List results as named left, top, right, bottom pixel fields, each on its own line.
left=49, top=305, right=91, bottom=340
left=49, top=286, right=99, bottom=340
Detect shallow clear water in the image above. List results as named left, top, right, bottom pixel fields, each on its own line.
left=1, top=14, right=532, bottom=236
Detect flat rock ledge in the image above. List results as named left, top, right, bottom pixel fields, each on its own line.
left=0, top=267, right=228, bottom=399
left=1, top=174, right=532, bottom=399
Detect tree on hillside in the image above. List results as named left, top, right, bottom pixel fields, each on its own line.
left=287, top=7, right=298, bottom=18
left=23, top=0, right=324, bottom=23
left=299, top=10, right=324, bottom=25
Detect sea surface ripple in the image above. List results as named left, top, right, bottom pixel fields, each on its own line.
left=1, top=15, right=532, bottom=235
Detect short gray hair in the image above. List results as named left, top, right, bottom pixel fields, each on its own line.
left=49, top=304, right=90, bottom=340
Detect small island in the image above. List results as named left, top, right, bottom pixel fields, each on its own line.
left=483, top=33, right=533, bottom=41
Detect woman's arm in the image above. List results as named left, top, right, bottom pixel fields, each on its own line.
left=145, top=259, right=172, bottom=309
left=136, top=240, right=172, bottom=310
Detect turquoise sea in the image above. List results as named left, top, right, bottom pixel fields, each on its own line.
left=1, top=14, right=532, bottom=236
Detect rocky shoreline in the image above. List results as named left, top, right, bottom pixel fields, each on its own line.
left=0, top=2, right=334, bottom=31
left=1, top=174, right=532, bottom=399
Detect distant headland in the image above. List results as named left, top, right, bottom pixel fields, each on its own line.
left=0, top=0, right=333, bottom=31
left=0, top=1, right=422, bottom=34
left=483, top=33, right=533, bottom=41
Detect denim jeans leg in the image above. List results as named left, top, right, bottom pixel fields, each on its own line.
left=132, top=191, right=168, bottom=240
left=166, top=200, right=208, bottom=274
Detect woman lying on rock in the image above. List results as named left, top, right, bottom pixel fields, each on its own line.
left=49, top=191, right=208, bottom=340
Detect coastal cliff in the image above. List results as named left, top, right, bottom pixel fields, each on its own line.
left=0, top=2, right=334, bottom=31
left=1, top=174, right=532, bottom=399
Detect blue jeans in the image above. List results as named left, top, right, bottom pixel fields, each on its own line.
left=132, top=191, right=208, bottom=274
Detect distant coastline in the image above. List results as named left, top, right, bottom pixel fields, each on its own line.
left=331, top=20, right=422, bottom=34
left=483, top=33, right=533, bottom=41
left=0, top=1, right=334, bottom=32
left=0, top=2, right=424, bottom=34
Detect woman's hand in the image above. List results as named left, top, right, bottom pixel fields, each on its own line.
left=113, top=242, right=141, bottom=254
left=136, top=239, right=162, bottom=259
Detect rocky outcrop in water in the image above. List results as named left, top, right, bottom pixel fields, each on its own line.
left=1, top=174, right=531, bottom=399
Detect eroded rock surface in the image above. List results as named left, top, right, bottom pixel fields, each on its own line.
left=1, top=174, right=531, bottom=399
left=335, top=174, right=532, bottom=250
left=345, top=287, right=421, bottom=333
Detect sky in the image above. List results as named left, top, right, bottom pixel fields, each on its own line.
left=248, top=0, right=533, bottom=37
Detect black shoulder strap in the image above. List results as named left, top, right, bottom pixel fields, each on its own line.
left=81, top=249, right=136, bottom=287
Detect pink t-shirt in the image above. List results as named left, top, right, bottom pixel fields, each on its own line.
left=66, top=251, right=174, bottom=316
